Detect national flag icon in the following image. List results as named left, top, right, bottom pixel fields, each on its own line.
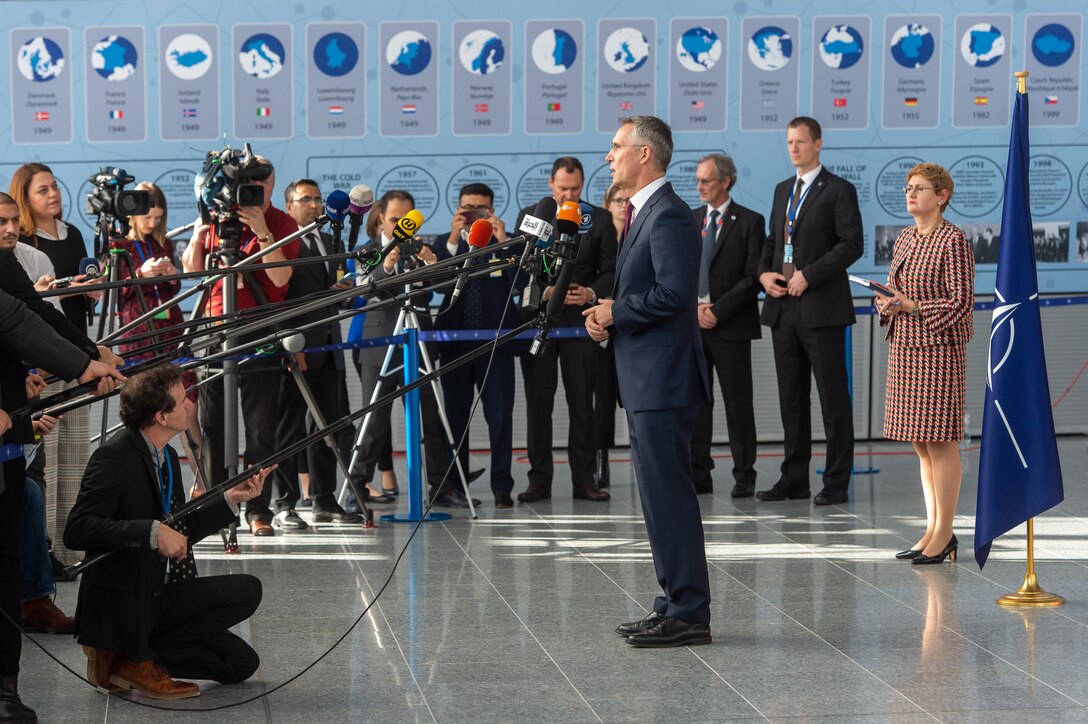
left=34, top=111, right=50, bottom=121
left=690, top=99, right=705, bottom=110
left=833, top=98, right=848, bottom=107
left=903, top=97, right=919, bottom=106
left=619, top=101, right=633, bottom=111
left=328, top=105, right=344, bottom=115
left=402, top=104, right=417, bottom=114
left=762, top=99, right=776, bottom=108
left=546, top=102, right=561, bottom=111
left=108, top=110, right=124, bottom=120
left=474, top=103, right=489, bottom=113
left=256, top=107, right=271, bottom=117
left=182, top=107, right=198, bottom=118
left=1045, top=96, right=1058, bottom=105
left=975, top=96, right=989, bottom=106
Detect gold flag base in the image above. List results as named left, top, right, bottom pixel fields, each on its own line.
left=997, top=572, right=1065, bottom=608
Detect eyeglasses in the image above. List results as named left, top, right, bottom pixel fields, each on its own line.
left=459, top=204, right=490, bottom=211
left=902, top=185, right=935, bottom=195
left=609, top=142, right=647, bottom=152
left=609, top=198, right=630, bottom=206
left=291, top=195, right=324, bottom=205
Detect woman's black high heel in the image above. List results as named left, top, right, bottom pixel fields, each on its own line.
left=895, top=548, right=922, bottom=560
left=912, top=533, right=958, bottom=565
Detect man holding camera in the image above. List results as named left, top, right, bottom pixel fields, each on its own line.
left=182, top=157, right=300, bottom=536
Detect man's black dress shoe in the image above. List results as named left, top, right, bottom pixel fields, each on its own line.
left=312, top=506, right=364, bottom=524
left=813, top=488, right=849, bottom=505
left=756, top=485, right=810, bottom=501
left=517, top=482, right=551, bottom=503
left=467, top=468, right=486, bottom=483
left=431, top=487, right=481, bottom=508
left=625, top=617, right=712, bottom=648
left=615, top=611, right=664, bottom=637
left=573, top=481, right=610, bottom=501
left=694, top=480, right=713, bottom=495
left=494, top=491, right=514, bottom=509
left=730, top=482, right=755, bottom=498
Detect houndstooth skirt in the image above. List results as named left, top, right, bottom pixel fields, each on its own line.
left=883, top=342, right=966, bottom=442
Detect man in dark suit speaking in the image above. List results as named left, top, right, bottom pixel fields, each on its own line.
left=757, top=116, right=863, bottom=506
left=690, top=154, right=764, bottom=498
left=66, top=365, right=272, bottom=700
left=584, top=116, right=712, bottom=648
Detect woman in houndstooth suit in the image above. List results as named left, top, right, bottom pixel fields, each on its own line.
left=876, top=163, right=975, bottom=565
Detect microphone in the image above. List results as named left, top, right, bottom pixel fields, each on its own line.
left=518, top=197, right=558, bottom=249
left=578, top=202, right=594, bottom=236
left=51, top=258, right=103, bottom=288
left=346, top=183, right=374, bottom=251
left=450, top=218, right=493, bottom=304
left=530, top=204, right=582, bottom=357
left=323, top=189, right=350, bottom=252
left=553, top=202, right=581, bottom=270
left=391, top=209, right=424, bottom=242
left=281, top=332, right=306, bottom=354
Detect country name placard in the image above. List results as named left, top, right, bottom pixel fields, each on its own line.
left=811, top=16, right=871, bottom=130
left=85, top=26, right=146, bottom=143
left=882, top=15, right=941, bottom=129
left=952, top=15, right=1011, bottom=128
left=597, top=18, right=656, bottom=133
left=668, top=18, right=728, bottom=133
left=1025, top=13, right=1082, bottom=128
left=159, top=25, right=219, bottom=141
left=232, top=23, right=293, bottom=140
left=524, top=20, right=583, bottom=135
left=740, top=17, right=800, bottom=131
left=10, top=27, right=73, bottom=144
left=306, top=23, right=366, bottom=139
left=452, top=20, right=512, bottom=136
left=380, top=21, right=439, bottom=137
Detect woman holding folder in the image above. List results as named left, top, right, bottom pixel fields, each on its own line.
left=875, top=163, right=974, bottom=565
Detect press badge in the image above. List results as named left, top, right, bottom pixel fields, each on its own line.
left=783, top=243, right=794, bottom=264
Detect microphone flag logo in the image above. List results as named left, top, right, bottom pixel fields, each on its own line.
left=974, top=89, right=1064, bottom=569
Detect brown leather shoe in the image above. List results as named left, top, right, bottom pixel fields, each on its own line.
left=249, top=519, right=274, bottom=536
left=109, top=658, right=200, bottom=700
left=573, top=481, right=611, bottom=501
left=83, top=646, right=123, bottom=693
left=21, top=596, right=75, bottom=633
left=517, top=482, right=552, bottom=503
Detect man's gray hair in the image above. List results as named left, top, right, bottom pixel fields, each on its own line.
left=698, top=153, right=738, bottom=192
left=620, top=115, right=673, bottom=171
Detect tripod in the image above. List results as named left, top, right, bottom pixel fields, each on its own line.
left=338, top=293, right=476, bottom=520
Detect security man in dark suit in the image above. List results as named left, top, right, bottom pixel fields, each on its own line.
left=515, top=157, right=617, bottom=503
left=757, top=116, right=864, bottom=506
left=690, top=154, right=764, bottom=498
left=271, top=179, right=361, bottom=528
left=433, top=183, right=523, bottom=508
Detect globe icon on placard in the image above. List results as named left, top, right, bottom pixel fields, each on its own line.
left=676, top=26, right=721, bottom=72
left=92, top=35, right=138, bottom=81
left=748, top=26, right=792, bottom=71
left=459, top=29, right=505, bottom=76
left=819, top=25, right=864, bottom=69
left=238, top=33, right=285, bottom=79
left=17, top=36, right=65, bottom=82
left=604, top=27, right=650, bottom=74
left=314, top=32, right=359, bottom=77
left=1032, top=23, right=1076, bottom=67
left=960, top=23, right=1005, bottom=68
left=889, top=24, right=935, bottom=68
left=165, top=33, right=212, bottom=80
left=531, top=28, right=577, bottom=74
left=387, top=30, right=432, bottom=76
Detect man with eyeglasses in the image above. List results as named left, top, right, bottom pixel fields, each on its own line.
left=756, top=116, right=863, bottom=506
left=514, top=157, right=617, bottom=504
left=269, top=179, right=362, bottom=528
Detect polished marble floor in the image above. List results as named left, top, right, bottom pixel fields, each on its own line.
left=18, top=438, right=1088, bottom=722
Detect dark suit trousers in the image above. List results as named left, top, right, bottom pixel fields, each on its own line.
left=200, top=359, right=282, bottom=523
left=770, top=298, right=854, bottom=490
left=0, top=461, right=25, bottom=675
left=692, top=335, right=757, bottom=488
left=151, top=574, right=261, bottom=684
left=439, top=349, right=515, bottom=494
left=273, top=364, right=354, bottom=511
left=355, top=347, right=453, bottom=488
left=520, top=337, right=597, bottom=489
left=626, top=405, right=711, bottom=624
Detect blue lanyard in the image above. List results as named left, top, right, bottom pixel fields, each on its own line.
left=786, top=179, right=813, bottom=237
left=153, top=447, right=174, bottom=514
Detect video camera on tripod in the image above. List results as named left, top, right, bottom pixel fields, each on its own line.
left=85, top=166, right=151, bottom=255
left=194, top=142, right=270, bottom=253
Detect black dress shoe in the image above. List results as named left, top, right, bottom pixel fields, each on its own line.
left=912, top=534, right=958, bottom=565
left=625, top=617, right=712, bottom=648
left=896, top=548, right=923, bottom=560
left=312, top=506, right=364, bottom=524
left=494, top=491, right=514, bottom=509
left=756, top=485, right=810, bottom=501
left=432, top=488, right=481, bottom=508
left=468, top=468, right=486, bottom=483
left=694, top=478, right=713, bottom=495
left=813, top=488, right=849, bottom=505
left=615, top=611, right=664, bottom=637
left=517, top=482, right=552, bottom=503
left=730, top=482, right=755, bottom=498
left=573, top=481, right=610, bottom=501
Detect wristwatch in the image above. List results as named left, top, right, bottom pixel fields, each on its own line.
left=259, top=233, right=274, bottom=245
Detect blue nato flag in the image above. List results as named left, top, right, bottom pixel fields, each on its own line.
left=974, top=89, right=1064, bottom=569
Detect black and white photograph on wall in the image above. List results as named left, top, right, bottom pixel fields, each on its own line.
left=874, top=224, right=907, bottom=266
left=1075, top=222, right=1088, bottom=262
left=962, top=222, right=1001, bottom=265
left=1032, top=221, right=1069, bottom=263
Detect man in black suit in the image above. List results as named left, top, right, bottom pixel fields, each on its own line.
left=433, top=183, right=523, bottom=508
left=65, top=365, right=271, bottom=700
left=757, top=116, right=864, bottom=506
left=690, top=154, right=764, bottom=498
left=585, top=116, right=712, bottom=648
left=515, top=157, right=617, bottom=503
left=271, top=179, right=362, bottom=527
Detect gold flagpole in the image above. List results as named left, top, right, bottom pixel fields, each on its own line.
left=995, top=70, right=1064, bottom=609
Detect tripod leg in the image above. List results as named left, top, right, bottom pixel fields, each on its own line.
left=338, top=341, right=402, bottom=507
left=183, top=427, right=236, bottom=553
